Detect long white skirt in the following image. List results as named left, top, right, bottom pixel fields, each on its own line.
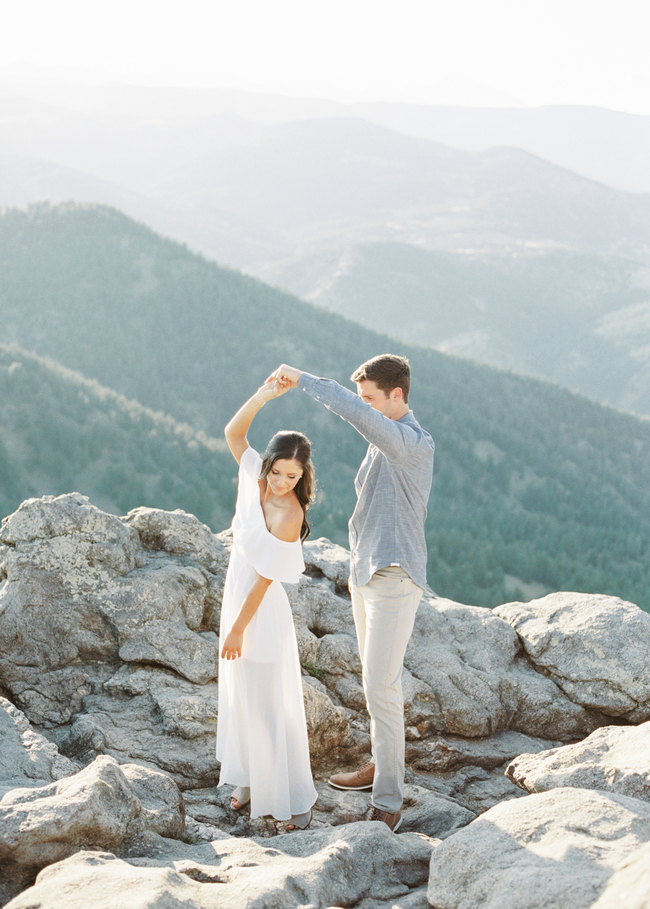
left=216, top=552, right=317, bottom=820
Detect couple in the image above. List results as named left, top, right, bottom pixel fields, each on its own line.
left=216, top=355, right=435, bottom=833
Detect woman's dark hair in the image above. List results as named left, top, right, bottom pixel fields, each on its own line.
left=260, top=431, right=315, bottom=541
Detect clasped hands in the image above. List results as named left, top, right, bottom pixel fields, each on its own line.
left=266, top=364, right=303, bottom=389
left=258, top=364, right=301, bottom=400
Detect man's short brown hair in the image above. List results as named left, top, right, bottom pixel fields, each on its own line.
left=351, top=354, right=411, bottom=404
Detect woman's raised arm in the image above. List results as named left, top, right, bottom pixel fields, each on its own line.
left=224, top=377, right=290, bottom=464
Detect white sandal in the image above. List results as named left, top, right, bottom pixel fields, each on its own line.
left=230, top=786, right=251, bottom=810
left=283, top=808, right=312, bottom=831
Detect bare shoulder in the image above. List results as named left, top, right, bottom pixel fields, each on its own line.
left=270, top=498, right=303, bottom=543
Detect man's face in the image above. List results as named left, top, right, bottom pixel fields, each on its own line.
left=356, top=379, right=400, bottom=418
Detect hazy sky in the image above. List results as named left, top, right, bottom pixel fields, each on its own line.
left=2, top=0, right=650, bottom=114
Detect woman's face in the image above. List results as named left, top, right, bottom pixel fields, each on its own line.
left=267, top=458, right=304, bottom=496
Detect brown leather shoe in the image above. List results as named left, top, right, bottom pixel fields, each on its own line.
left=367, top=804, right=402, bottom=832
left=329, top=760, right=375, bottom=791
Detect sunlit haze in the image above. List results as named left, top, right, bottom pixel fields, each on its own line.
left=2, top=0, right=650, bottom=113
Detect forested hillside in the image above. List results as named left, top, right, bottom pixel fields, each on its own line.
left=2, top=203, right=650, bottom=610
left=0, top=345, right=234, bottom=529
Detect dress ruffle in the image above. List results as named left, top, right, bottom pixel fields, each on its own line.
left=233, top=446, right=305, bottom=583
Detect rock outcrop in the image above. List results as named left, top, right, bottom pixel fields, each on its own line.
left=3, top=822, right=435, bottom=909
left=427, top=788, right=650, bottom=909
left=2, top=493, right=650, bottom=908
left=0, top=751, right=185, bottom=904
left=506, top=721, right=650, bottom=801
left=0, top=697, right=79, bottom=799
left=495, top=592, right=650, bottom=721
left=590, top=840, right=650, bottom=909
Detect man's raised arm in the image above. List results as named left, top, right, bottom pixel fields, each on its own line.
left=271, top=364, right=419, bottom=462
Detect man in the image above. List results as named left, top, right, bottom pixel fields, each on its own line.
left=274, top=355, right=434, bottom=832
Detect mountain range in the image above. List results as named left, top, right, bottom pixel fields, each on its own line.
left=2, top=202, right=650, bottom=612
left=3, top=101, right=650, bottom=265
left=3, top=77, right=650, bottom=192
left=3, top=80, right=650, bottom=419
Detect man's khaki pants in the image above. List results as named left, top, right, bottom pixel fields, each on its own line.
left=351, top=566, right=423, bottom=814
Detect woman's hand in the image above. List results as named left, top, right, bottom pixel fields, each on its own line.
left=225, top=377, right=291, bottom=464
left=221, top=628, right=244, bottom=660
left=257, top=376, right=291, bottom=401
left=269, top=364, right=303, bottom=388
left=221, top=576, right=272, bottom=661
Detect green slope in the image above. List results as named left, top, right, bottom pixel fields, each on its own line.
left=2, top=202, right=650, bottom=610
left=0, top=345, right=234, bottom=530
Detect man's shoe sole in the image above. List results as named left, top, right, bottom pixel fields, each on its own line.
left=390, top=815, right=403, bottom=833
left=328, top=780, right=374, bottom=791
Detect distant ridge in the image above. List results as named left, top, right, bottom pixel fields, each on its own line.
left=3, top=77, right=650, bottom=192
left=153, top=116, right=650, bottom=262
left=267, top=241, right=650, bottom=418
left=4, top=91, right=650, bottom=421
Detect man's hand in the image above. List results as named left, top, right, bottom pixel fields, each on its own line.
left=269, top=364, right=303, bottom=388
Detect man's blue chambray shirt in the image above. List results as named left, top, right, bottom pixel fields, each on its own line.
left=298, top=373, right=435, bottom=590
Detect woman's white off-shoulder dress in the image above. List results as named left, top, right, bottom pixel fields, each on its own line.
left=216, top=446, right=317, bottom=820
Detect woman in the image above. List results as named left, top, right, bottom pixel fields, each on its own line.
left=216, top=376, right=318, bottom=830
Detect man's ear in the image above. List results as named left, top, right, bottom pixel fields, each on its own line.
left=392, top=386, right=403, bottom=402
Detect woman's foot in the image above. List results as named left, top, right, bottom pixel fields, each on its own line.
left=230, top=786, right=251, bottom=810
left=283, top=808, right=312, bottom=831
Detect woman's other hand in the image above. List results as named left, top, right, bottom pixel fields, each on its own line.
left=221, top=628, right=244, bottom=660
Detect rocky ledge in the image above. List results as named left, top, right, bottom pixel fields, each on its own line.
left=1, top=493, right=649, bottom=908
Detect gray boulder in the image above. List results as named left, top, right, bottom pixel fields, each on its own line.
left=405, top=731, right=560, bottom=815
left=0, top=697, right=78, bottom=798
left=0, top=754, right=184, bottom=904
left=495, top=592, right=650, bottom=721
left=417, top=764, right=527, bottom=817
left=303, top=536, right=351, bottom=592
left=404, top=597, right=600, bottom=740
left=407, top=729, right=562, bottom=773
left=4, top=823, right=435, bottom=909
left=427, top=787, right=650, bottom=909
left=506, top=721, right=650, bottom=801
left=124, top=506, right=229, bottom=576
left=0, top=494, right=225, bottom=727
left=590, top=840, right=650, bottom=909
left=302, top=676, right=366, bottom=765
left=54, top=665, right=221, bottom=789
left=400, top=784, right=475, bottom=838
